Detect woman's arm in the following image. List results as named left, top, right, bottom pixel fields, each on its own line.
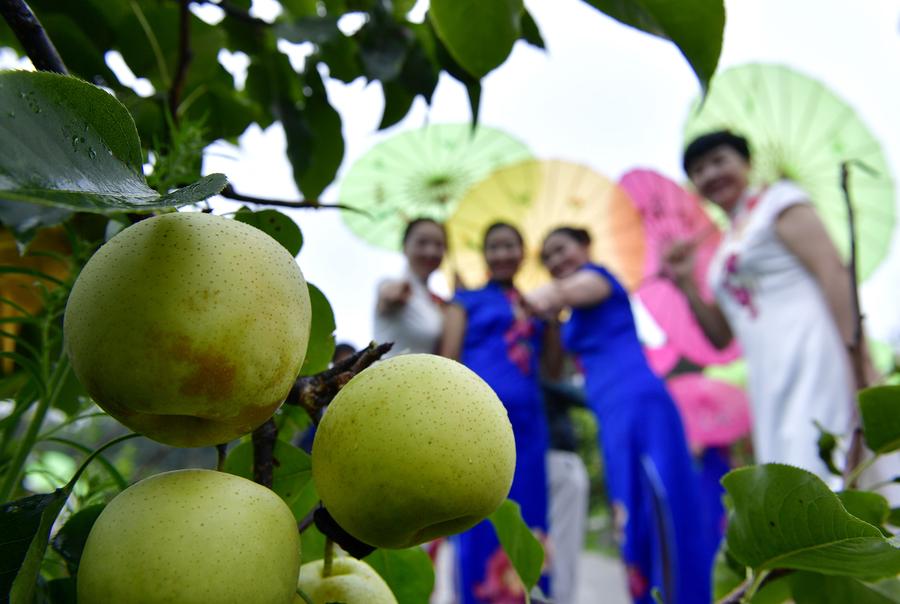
left=438, top=303, right=467, bottom=361
left=527, top=270, right=612, bottom=315
left=775, top=203, right=876, bottom=386
left=376, top=279, right=411, bottom=315
left=662, top=240, right=734, bottom=349
left=540, top=318, right=564, bottom=381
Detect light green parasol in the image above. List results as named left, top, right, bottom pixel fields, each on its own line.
left=339, top=123, right=532, bottom=250
left=684, top=63, right=895, bottom=280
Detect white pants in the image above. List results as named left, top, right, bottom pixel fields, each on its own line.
left=548, top=450, right=590, bottom=604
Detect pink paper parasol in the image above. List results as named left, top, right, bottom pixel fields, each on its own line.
left=619, top=169, right=741, bottom=367
left=666, top=373, right=751, bottom=450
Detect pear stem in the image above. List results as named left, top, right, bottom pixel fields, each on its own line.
left=322, top=537, right=334, bottom=578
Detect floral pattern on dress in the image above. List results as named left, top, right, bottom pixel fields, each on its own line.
left=502, top=287, right=536, bottom=375
left=473, top=531, right=549, bottom=603
left=721, top=252, right=758, bottom=318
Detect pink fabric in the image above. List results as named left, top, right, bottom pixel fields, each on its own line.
left=666, top=373, right=752, bottom=449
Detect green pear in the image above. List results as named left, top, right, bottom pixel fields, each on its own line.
left=77, top=469, right=301, bottom=604
left=312, top=353, right=515, bottom=549
left=295, top=557, right=397, bottom=604
left=64, top=211, right=311, bottom=447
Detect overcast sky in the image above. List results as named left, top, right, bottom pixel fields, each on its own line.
left=202, top=0, right=900, bottom=350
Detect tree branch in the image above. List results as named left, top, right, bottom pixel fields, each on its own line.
left=251, top=417, right=278, bottom=488
left=0, top=0, right=67, bottom=74
left=169, top=0, right=193, bottom=118
left=221, top=184, right=366, bottom=213
left=287, top=342, right=393, bottom=422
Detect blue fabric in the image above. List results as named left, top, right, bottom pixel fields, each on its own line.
left=563, top=264, right=712, bottom=604
left=453, top=282, right=550, bottom=603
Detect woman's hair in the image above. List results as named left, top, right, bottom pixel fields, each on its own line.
left=544, top=226, right=591, bottom=247
left=682, top=130, right=751, bottom=174
left=483, top=222, right=524, bottom=248
left=402, top=217, right=446, bottom=246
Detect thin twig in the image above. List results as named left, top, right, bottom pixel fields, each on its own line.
left=169, top=0, right=193, bottom=119
left=0, top=0, right=67, bottom=74
left=718, top=569, right=788, bottom=604
left=287, top=342, right=393, bottom=422
left=839, top=161, right=869, bottom=488
left=220, top=184, right=365, bottom=213
left=251, top=417, right=277, bottom=488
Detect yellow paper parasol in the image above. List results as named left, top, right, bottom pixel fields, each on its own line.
left=445, top=159, right=646, bottom=292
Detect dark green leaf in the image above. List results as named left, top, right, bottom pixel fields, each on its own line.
left=581, top=0, right=725, bottom=91
left=292, top=65, right=344, bottom=200
left=488, top=499, right=545, bottom=591
left=357, top=17, right=411, bottom=82
left=39, top=576, right=77, bottom=603
left=222, top=440, right=313, bottom=510
left=364, top=548, right=434, bottom=604
left=723, top=464, right=900, bottom=580
left=391, top=0, right=417, bottom=19
left=838, top=490, right=891, bottom=534
left=815, top=421, right=842, bottom=476
left=300, top=283, right=336, bottom=376
left=234, top=208, right=303, bottom=257
left=379, top=81, right=415, bottom=130
left=0, top=71, right=226, bottom=211
left=428, top=0, right=523, bottom=78
left=319, top=34, right=363, bottom=83
left=1, top=490, right=68, bottom=603
left=520, top=9, right=545, bottom=49
left=0, top=202, right=72, bottom=247
left=276, top=16, right=342, bottom=45
left=300, top=523, right=327, bottom=563
left=751, top=573, right=793, bottom=604
left=790, top=572, right=898, bottom=604
left=890, top=507, right=900, bottom=527
left=50, top=504, right=105, bottom=575
left=712, top=543, right=746, bottom=600
left=859, top=386, right=900, bottom=454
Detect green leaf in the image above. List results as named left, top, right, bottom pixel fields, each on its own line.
left=364, top=548, right=435, bottom=604
left=300, top=283, right=336, bottom=376
left=890, top=507, right=900, bottom=527
left=50, top=504, right=105, bottom=575
left=234, top=208, right=304, bottom=257
left=1, top=490, right=68, bottom=604
left=488, top=499, right=545, bottom=592
left=294, top=65, right=344, bottom=200
left=790, top=572, right=899, bottom=604
left=520, top=9, right=545, bottom=49
left=859, top=386, right=900, bottom=454
left=815, top=421, right=842, bottom=476
left=379, top=81, right=416, bottom=130
left=428, top=0, right=523, bottom=79
left=356, top=16, right=411, bottom=82
left=222, top=439, right=313, bottom=510
left=300, top=523, right=327, bottom=563
left=0, top=71, right=227, bottom=211
left=838, top=490, right=891, bottom=534
left=581, top=0, right=725, bottom=91
left=712, top=543, right=746, bottom=600
left=723, top=464, right=900, bottom=580
left=276, top=16, right=342, bottom=45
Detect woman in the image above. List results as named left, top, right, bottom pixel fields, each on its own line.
left=664, top=130, right=869, bottom=481
left=374, top=218, right=447, bottom=357
left=530, top=226, right=712, bottom=604
left=440, top=222, right=554, bottom=604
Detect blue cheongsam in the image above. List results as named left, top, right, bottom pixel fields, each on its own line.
left=452, top=281, right=551, bottom=603
left=563, top=264, right=712, bottom=604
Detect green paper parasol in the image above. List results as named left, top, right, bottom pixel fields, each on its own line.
left=339, top=123, right=532, bottom=250
left=684, top=63, right=895, bottom=280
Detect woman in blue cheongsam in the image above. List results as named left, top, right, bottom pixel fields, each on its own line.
left=530, top=226, right=713, bottom=604
left=440, top=222, right=555, bottom=604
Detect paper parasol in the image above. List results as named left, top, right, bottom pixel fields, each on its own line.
left=683, top=63, right=895, bottom=280
left=666, top=372, right=752, bottom=450
left=620, top=168, right=741, bottom=367
left=445, top=159, right=646, bottom=292
left=339, top=123, right=532, bottom=250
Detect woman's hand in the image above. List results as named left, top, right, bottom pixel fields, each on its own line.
left=524, top=284, right=563, bottom=318
left=661, top=239, right=697, bottom=287
left=376, top=279, right=412, bottom=314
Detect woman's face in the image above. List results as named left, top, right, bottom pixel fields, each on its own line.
left=403, top=222, right=446, bottom=278
left=686, top=145, right=751, bottom=213
left=541, top=232, right=589, bottom=279
left=484, top=226, right=524, bottom=283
